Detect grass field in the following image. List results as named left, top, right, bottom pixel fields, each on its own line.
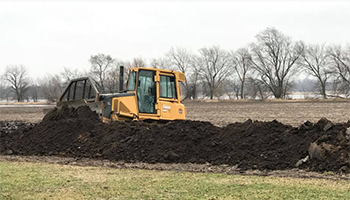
left=1, top=161, right=350, bottom=200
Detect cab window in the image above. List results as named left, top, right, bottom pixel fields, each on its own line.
left=159, top=75, right=177, bottom=99
left=127, top=71, right=136, bottom=91
left=137, top=70, right=156, bottom=114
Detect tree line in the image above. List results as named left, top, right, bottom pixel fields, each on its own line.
left=1, top=27, right=349, bottom=102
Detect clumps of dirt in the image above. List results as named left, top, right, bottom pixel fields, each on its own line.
left=0, top=121, right=35, bottom=154
left=300, top=119, right=350, bottom=173
left=7, top=106, right=100, bottom=156
left=42, top=105, right=100, bottom=122
left=1, top=106, right=349, bottom=173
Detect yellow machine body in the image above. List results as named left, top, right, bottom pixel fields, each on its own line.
left=57, top=67, right=186, bottom=122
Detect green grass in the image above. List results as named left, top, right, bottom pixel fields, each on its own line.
left=0, top=161, right=349, bottom=200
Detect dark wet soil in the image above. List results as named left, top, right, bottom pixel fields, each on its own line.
left=1, top=106, right=349, bottom=173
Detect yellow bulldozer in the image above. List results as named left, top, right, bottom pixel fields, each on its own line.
left=56, top=67, right=186, bottom=122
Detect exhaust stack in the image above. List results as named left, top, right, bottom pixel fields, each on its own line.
left=119, top=66, right=124, bottom=92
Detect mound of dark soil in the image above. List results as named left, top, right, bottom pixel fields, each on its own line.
left=301, top=119, right=350, bottom=173
left=1, top=106, right=349, bottom=173
left=42, top=106, right=100, bottom=122
left=0, top=121, right=35, bottom=154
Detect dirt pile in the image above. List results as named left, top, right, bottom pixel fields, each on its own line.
left=0, top=121, right=35, bottom=154
left=1, top=106, right=349, bottom=173
left=301, top=119, right=350, bottom=172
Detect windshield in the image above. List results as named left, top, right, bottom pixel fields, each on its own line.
left=127, top=71, right=136, bottom=91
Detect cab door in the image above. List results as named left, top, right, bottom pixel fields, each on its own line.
left=158, top=74, right=178, bottom=119
left=136, top=70, right=157, bottom=114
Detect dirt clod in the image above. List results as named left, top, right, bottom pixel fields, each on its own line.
left=308, top=143, right=325, bottom=160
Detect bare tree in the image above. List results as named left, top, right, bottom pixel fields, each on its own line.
left=150, top=57, right=171, bottom=69
left=301, top=44, right=332, bottom=98
left=30, top=85, right=39, bottom=102
left=246, top=77, right=270, bottom=100
left=39, top=74, right=64, bottom=102
left=0, top=80, right=5, bottom=98
left=166, top=47, right=195, bottom=99
left=0, top=79, right=12, bottom=102
left=89, top=53, right=114, bottom=92
left=328, top=45, right=350, bottom=96
left=104, top=65, right=120, bottom=93
left=3, top=65, right=30, bottom=102
left=224, top=79, right=240, bottom=99
left=229, top=47, right=252, bottom=99
left=117, top=60, right=134, bottom=87
left=28, top=78, right=40, bottom=102
left=132, top=57, right=147, bottom=67
left=103, top=59, right=138, bottom=93
left=60, top=67, right=81, bottom=85
left=198, top=46, right=230, bottom=99
left=250, top=28, right=304, bottom=99
left=188, top=56, right=201, bottom=99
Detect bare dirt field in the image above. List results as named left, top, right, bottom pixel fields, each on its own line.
left=0, top=107, right=50, bottom=122
left=185, top=100, right=350, bottom=126
left=1, top=100, right=349, bottom=126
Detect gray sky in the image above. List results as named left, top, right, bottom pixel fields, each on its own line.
left=1, top=0, right=349, bottom=79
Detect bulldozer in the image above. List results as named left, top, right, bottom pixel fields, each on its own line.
left=56, top=66, right=186, bottom=122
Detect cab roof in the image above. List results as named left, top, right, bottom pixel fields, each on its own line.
left=129, top=67, right=185, bottom=82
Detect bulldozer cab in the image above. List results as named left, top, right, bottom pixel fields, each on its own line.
left=125, top=67, right=186, bottom=121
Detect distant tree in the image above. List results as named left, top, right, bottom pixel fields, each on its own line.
left=0, top=80, right=6, bottom=99
left=0, top=79, right=12, bottom=102
left=166, top=47, right=195, bottom=99
left=301, top=44, right=332, bottom=98
left=3, top=65, right=30, bottom=102
left=103, top=59, right=137, bottom=93
left=328, top=45, right=350, bottom=97
left=246, top=77, right=269, bottom=100
left=150, top=57, right=170, bottom=69
left=28, top=82, right=39, bottom=102
left=39, top=74, right=64, bottom=102
left=224, top=79, right=241, bottom=99
left=250, top=27, right=304, bottom=99
left=116, top=60, right=134, bottom=87
left=132, top=57, right=147, bottom=67
left=89, top=53, right=114, bottom=92
left=187, top=56, right=201, bottom=99
left=229, top=47, right=252, bottom=99
left=104, top=65, right=120, bottom=93
left=198, top=46, right=230, bottom=99
left=60, top=67, right=81, bottom=86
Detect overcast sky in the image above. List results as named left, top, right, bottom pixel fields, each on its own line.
left=1, top=0, right=349, bottom=79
